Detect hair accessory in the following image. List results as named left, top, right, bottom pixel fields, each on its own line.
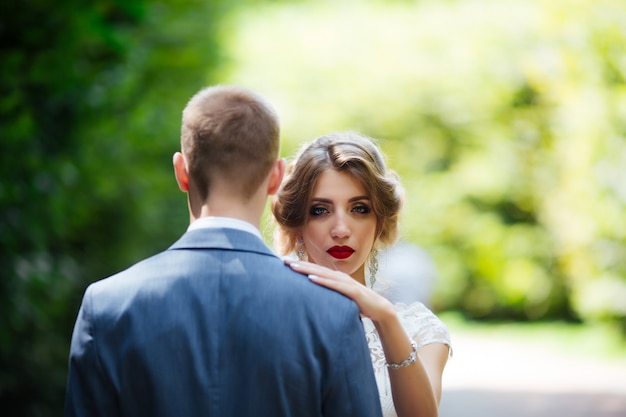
left=386, top=340, right=418, bottom=370
left=368, top=247, right=379, bottom=287
left=296, top=236, right=306, bottom=261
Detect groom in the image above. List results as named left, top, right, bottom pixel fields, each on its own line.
left=64, top=85, right=382, bottom=417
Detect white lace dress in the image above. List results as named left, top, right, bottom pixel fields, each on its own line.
left=361, top=302, right=452, bottom=417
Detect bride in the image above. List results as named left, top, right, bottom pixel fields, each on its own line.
left=272, top=132, right=451, bottom=417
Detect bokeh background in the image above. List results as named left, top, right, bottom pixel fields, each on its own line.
left=2, top=0, right=625, bottom=415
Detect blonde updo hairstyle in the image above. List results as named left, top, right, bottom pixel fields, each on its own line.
left=272, top=131, right=404, bottom=256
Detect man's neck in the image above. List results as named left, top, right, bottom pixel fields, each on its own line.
left=193, top=204, right=262, bottom=230
left=188, top=178, right=269, bottom=230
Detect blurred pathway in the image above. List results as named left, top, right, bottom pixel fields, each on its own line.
left=439, top=332, right=626, bottom=417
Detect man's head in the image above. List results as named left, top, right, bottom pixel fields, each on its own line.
left=175, top=85, right=281, bottom=210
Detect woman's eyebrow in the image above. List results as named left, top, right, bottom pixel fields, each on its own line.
left=310, top=196, right=369, bottom=203
left=311, top=198, right=332, bottom=203
left=348, top=196, right=369, bottom=202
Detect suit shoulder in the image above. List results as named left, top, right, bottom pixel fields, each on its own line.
left=85, top=250, right=171, bottom=293
left=264, top=260, right=360, bottom=312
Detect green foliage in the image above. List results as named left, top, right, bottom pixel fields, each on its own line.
left=1, top=2, right=143, bottom=415
left=1, top=0, right=236, bottom=414
left=221, top=0, right=626, bottom=325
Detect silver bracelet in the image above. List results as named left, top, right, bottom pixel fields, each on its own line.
left=386, top=341, right=418, bottom=370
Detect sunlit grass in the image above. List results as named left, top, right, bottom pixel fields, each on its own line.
left=440, top=311, right=626, bottom=361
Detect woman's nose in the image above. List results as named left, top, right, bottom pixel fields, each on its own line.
left=331, top=214, right=351, bottom=239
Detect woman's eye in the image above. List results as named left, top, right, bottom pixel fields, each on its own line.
left=352, top=204, right=371, bottom=214
left=309, top=206, right=328, bottom=216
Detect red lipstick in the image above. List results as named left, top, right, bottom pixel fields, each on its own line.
left=327, top=246, right=355, bottom=260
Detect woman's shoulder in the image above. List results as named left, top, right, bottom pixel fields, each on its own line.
left=393, top=301, right=452, bottom=351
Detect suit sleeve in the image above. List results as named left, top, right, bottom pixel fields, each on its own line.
left=322, top=304, right=383, bottom=417
left=65, top=287, right=118, bottom=417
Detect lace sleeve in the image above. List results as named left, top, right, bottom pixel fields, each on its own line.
left=395, top=302, right=452, bottom=354
left=362, top=302, right=452, bottom=417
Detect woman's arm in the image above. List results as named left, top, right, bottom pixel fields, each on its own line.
left=287, top=260, right=449, bottom=417
left=371, top=304, right=447, bottom=417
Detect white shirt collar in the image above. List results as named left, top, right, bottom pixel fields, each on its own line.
left=187, top=216, right=262, bottom=239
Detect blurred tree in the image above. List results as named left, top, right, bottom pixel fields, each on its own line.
left=219, top=0, right=626, bottom=329
left=0, top=0, right=236, bottom=415
left=1, top=2, right=147, bottom=414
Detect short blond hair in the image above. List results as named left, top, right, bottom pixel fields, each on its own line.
left=181, top=85, right=280, bottom=201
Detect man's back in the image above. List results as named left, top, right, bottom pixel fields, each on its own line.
left=65, top=228, right=382, bottom=417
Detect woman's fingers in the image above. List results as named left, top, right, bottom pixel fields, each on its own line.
left=288, top=261, right=360, bottom=294
left=308, top=274, right=346, bottom=291
left=288, top=261, right=348, bottom=282
left=285, top=259, right=389, bottom=319
left=308, top=274, right=362, bottom=297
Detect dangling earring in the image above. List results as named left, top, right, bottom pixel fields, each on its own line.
left=368, top=247, right=379, bottom=287
left=296, top=236, right=306, bottom=261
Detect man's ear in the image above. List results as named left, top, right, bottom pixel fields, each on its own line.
left=173, top=152, right=189, bottom=192
left=267, top=158, right=286, bottom=195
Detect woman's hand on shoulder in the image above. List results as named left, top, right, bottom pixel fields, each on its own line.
left=285, top=259, right=395, bottom=321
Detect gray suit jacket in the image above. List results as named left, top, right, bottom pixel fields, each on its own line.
left=65, top=227, right=382, bottom=417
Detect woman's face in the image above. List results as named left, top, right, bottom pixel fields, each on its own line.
left=301, top=169, right=377, bottom=283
